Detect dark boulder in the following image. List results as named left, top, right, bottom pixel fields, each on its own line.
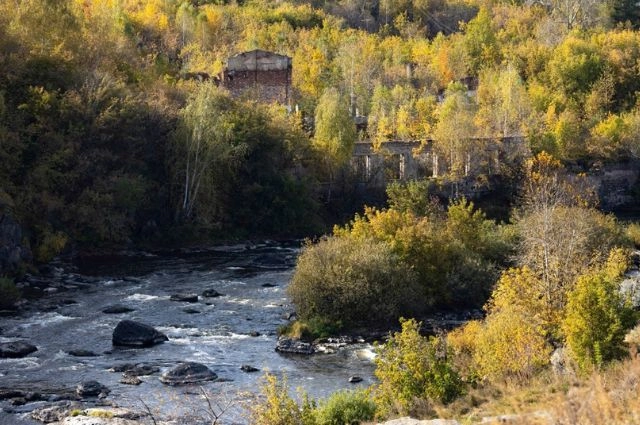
left=240, top=365, right=259, bottom=373
left=261, top=283, right=277, bottom=288
left=159, top=362, right=217, bottom=386
left=183, top=308, right=200, bottom=314
left=275, top=338, right=315, bottom=355
left=202, top=289, right=224, bottom=298
left=348, top=376, right=363, bottom=383
left=169, top=293, right=199, bottom=303
left=66, top=349, right=98, bottom=357
left=102, top=305, right=135, bottom=314
left=0, top=341, right=37, bottom=358
left=76, top=380, right=110, bottom=398
left=112, top=320, right=168, bottom=347
left=0, top=390, right=25, bottom=400
left=109, top=363, right=160, bottom=376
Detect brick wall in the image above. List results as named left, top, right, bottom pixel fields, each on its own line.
left=221, top=60, right=291, bottom=104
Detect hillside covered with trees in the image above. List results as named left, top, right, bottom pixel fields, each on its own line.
left=2, top=0, right=640, bottom=263
left=2, top=0, right=640, bottom=424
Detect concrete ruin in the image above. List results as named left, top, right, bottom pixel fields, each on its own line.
left=351, top=137, right=524, bottom=188
left=219, top=50, right=292, bottom=104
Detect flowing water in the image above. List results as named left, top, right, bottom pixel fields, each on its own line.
left=0, top=242, right=376, bottom=424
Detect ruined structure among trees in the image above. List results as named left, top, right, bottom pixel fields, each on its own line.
left=219, top=50, right=292, bottom=105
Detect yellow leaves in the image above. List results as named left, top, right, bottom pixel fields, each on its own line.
left=474, top=306, right=552, bottom=380
left=129, top=0, right=170, bottom=31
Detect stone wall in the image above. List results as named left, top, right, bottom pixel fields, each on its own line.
left=588, top=162, right=640, bottom=209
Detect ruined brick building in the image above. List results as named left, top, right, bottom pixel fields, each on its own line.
left=219, top=50, right=292, bottom=105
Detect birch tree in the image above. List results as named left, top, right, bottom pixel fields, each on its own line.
left=174, top=84, right=246, bottom=222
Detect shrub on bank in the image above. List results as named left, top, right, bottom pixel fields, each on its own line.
left=562, top=249, right=637, bottom=373
left=250, top=374, right=376, bottom=425
left=374, top=319, right=464, bottom=419
left=0, top=277, right=20, bottom=309
left=288, top=237, right=419, bottom=327
left=314, top=389, right=376, bottom=425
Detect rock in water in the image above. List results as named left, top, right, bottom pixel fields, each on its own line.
left=169, top=293, right=199, bottom=303
left=102, top=305, right=135, bottom=314
left=76, top=381, right=110, bottom=398
left=348, top=376, right=363, bottom=383
left=112, top=320, right=168, bottom=347
left=66, top=349, right=98, bottom=357
left=202, top=289, right=224, bottom=298
left=240, top=365, right=259, bottom=373
left=0, top=341, right=37, bottom=358
left=160, top=362, right=217, bottom=386
left=109, top=363, right=160, bottom=376
left=275, top=338, right=315, bottom=355
left=120, top=375, right=142, bottom=385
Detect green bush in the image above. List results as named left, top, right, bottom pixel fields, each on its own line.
left=0, top=277, right=20, bottom=309
left=562, top=249, right=637, bottom=373
left=374, top=319, right=464, bottom=419
left=386, top=180, right=441, bottom=217
left=314, top=390, right=376, bottom=425
left=250, top=374, right=315, bottom=425
left=288, top=237, right=418, bottom=327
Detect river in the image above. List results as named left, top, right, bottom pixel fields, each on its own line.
left=0, top=242, right=376, bottom=424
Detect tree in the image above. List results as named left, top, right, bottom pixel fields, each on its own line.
left=312, top=87, right=356, bottom=200
left=475, top=65, right=531, bottom=139
left=172, top=84, right=246, bottom=222
left=515, top=153, right=625, bottom=336
left=433, top=82, right=478, bottom=180
left=462, top=7, right=500, bottom=76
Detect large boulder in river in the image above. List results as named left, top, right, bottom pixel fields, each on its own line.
left=0, top=341, right=37, bottom=358
left=76, top=381, right=110, bottom=398
left=159, top=362, right=217, bottom=386
left=112, top=320, right=168, bottom=347
left=169, top=293, right=199, bottom=303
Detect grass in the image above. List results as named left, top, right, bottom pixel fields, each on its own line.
left=425, top=355, right=640, bottom=424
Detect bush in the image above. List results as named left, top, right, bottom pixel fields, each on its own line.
left=474, top=306, right=551, bottom=381
left=35, top=229, right=67, bottom=263
left=288, top=237, right=418, bottom=327
left=250, top=374, right=314, bottom=425
left=278, top=318, right=343, bottom=341
left=0, top=277, right=20, bottom=309
left=374, top=319, right=464, bottom=419
left=386, top=180, right=441, bottom=217
left=314, top=389, right=376, bottom=425
left=562, top=249, right=636, bottom=373
left=446, top=320, right=482, bottom=382
left=626, top=222, right=640, bottom=248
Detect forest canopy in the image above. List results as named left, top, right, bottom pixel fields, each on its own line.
left=2, top=0, right=640, bottom=259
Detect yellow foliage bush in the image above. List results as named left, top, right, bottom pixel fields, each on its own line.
left=474, top=306, right=552, bottom=381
